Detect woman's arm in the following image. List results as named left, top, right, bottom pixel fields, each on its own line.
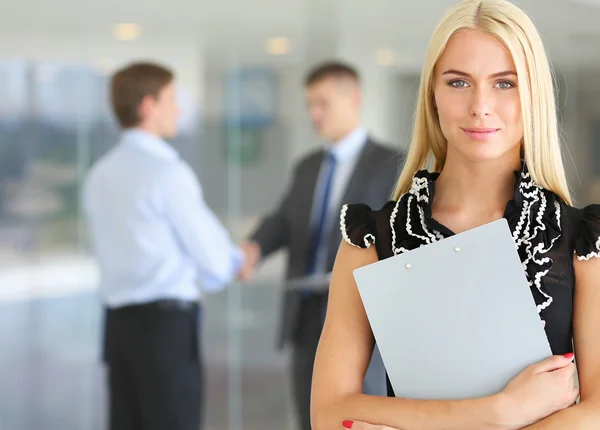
left=517, top=256, right=600, bottom=429
left=311, top=241, right=527, bottom=430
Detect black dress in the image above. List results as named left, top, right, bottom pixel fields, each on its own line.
left=340, top=164, right=600, bottom=396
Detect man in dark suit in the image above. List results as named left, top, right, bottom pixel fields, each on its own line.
left=242, top=61, right=404, bottom=430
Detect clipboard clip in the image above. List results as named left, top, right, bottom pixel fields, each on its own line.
left=404, top=245, right=462, bottom=269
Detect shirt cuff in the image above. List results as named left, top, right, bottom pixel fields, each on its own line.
left=200, top=244, right=246, bottom=294
left=232, top=245, right=245, bottom=275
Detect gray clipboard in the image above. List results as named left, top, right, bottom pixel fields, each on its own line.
left=353, top=218, right=552, bottom=400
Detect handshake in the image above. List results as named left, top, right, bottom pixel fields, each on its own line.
left=237, top=241, right=261, bottom=281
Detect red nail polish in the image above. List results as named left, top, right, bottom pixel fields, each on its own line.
left=342, top=420, right=354, bottom=429
left=563, top=352, right=574, bottom=360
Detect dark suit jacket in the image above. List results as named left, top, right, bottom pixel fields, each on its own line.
left=250, top=137, right=405, bottom=348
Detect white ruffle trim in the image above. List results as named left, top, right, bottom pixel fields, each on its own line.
left=513, top=178, right=561, bottom=315
left=391, top=176, right=443, bottom=255
left=576, top=236, right=600, bottom=260
left=340, top=204, right=375, bottom=248
left=389, top=169, right=561, bottom=325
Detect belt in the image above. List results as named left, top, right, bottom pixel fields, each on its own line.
left=112, top=299, right=198, bottom=312
left=145, top=299, right=198, bottom=310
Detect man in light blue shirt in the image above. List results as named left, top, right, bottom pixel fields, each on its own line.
left=83, top=62, right=255, bottom=430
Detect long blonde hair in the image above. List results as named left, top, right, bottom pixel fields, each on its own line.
left=393, top=0, right=572, bottom=205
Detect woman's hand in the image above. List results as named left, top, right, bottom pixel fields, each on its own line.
left=499, top=353, right=579, bottom=428
left=340, top=354, right=577, bottom=430
left=342, top=420, right=400, bottom=430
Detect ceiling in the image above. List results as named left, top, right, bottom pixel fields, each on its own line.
left=0, top=0, right=598, bottom=69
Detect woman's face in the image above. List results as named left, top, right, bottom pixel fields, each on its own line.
left=433, top=29, right=524, bottom=164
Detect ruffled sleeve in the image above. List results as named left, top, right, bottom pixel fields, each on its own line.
left=339, top=203, right=377, bottom=249
left=574, top=204, right=600, bottom=260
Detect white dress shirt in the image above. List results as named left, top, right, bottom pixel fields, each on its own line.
left=82, top=128, right=243, bottom=308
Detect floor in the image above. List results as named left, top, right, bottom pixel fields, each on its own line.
left=0, top=284, right=297, bottom=430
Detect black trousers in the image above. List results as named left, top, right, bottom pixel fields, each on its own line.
left=103, top=300, right=203, bottom=430
left=291, top=293, right=327, bottom=430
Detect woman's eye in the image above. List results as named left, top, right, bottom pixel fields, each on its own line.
left=448, top=79, right=468, bottom=88
left=496, top=81, right=515, bottom=90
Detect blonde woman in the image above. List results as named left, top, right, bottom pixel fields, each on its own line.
left=310, top=1, right=600, bottom=429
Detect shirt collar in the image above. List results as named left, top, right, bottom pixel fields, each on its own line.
left=120, top=128, right=179, bottom=160
left=326, top=127, right=368, bottom=162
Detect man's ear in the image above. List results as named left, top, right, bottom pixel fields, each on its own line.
left=137, top=94, right=154, bottom=122
left=352, top=87, right=362, bottom=108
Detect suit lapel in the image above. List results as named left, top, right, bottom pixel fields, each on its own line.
left=300, top=151, right=324, bottom=233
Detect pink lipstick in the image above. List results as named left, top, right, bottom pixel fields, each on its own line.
left=462, top=127, right=499, bottom=141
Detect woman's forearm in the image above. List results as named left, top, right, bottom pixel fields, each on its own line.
left=519, top=401, right=600, bottom=429
left=313, top=392, right=518, bottom=430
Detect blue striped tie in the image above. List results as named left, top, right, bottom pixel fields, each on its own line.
left=307, top=151, right=337, bottom=276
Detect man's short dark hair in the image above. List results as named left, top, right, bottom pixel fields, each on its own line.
left=304, top=61, right=360, bottom=87
left=110, top=62, right=174, bottom=128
